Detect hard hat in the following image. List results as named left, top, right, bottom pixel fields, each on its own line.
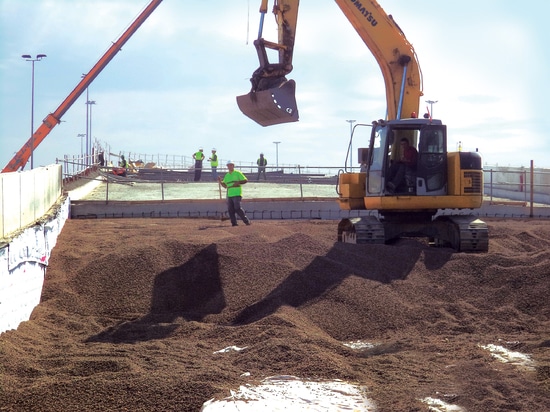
left=212, top=148, right=216, bottom=151
left=226, top=160, right=234, bottom=165
left=260, top=152, right=264, bottom=155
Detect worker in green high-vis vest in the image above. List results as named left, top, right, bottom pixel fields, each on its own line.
left=208, top=148, right=219, bottom=181
left=218, top=160, right=251, bottom=227
left=192, top=147, right=205, bottom=181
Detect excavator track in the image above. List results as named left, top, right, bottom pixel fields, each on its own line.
left=337, top=216, right=385, bottom=244
left=434, top=215, right=489, bottom=252
left=338, top=215, right=489, bottom=252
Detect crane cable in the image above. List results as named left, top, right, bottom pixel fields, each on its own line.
left=246, top=0, right=250, bottom=45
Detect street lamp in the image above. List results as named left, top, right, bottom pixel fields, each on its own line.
left=346, top=119, right=356, bottom=169
left=21, top=53, right=47, bottom=169
left=273, top=141, right=281, bottom=171
left=425, top=100, right=438, bottom=118
left=85, top=100, right=96, bottom=166
left=77, top=134, right=86, bottom=159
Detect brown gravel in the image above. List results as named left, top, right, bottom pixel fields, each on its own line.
left=1, top=217, right=550, bottom=411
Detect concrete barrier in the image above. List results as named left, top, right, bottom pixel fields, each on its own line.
left=0, top=197, right=69, bottom=334
left=0, top=165, right=62, bottom=241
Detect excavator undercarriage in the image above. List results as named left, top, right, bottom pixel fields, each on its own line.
left=337, top=213, right=489, bottom=252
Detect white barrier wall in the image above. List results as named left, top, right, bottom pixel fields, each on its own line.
left=0, top=164, right=66, bottom=334
left=0, top=164, right=62, bottom=241
left=0, top=197, right=69, bottom=334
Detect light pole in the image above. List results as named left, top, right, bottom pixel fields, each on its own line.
left=273, top=141, right=281, bottom=172
left=346, top=119, right=356, bottom=169
left=425, top=100, right=438, bottom=118
left=87, top=100, right=96, bottom=164
left=77, top=134, right=86, bottom=159
left=21, top=53, right=47, bottom=169
left=85, top=99, right=96, bottom=166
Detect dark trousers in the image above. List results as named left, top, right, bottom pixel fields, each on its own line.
left=194, top=161, right=203, bottom=181
left=257, top=167, right=266, bottom=181
left=227, top=196, right=249, bottom=226
left=388, top=162, right=415, bottom=190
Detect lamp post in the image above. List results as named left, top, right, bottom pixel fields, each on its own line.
left=346, top=119, right=356, bottom=169
left=77, top=134, right=86, bottom=159
left=85, top=99, right=96, bottom=166
left=425, top=100, right=438, bottom=118
left=82, top=73, right=98, bottom=166
left=87, top=100, right=96, bottom=165
left=21, top=53, right=47, bottom=169
left=273, top=141, right=281, bottom=172
left=82, top=74, right=88, bottom=164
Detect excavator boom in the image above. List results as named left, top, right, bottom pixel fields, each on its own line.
left=2, top=0, right=163, bottom=173
left=334, top=0, right=422, bottom=119
left=237, top=0, right=423, bottom=127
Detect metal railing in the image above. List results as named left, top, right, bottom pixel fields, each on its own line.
left=59, top=153, right=550, bottom=206
left=483, top=164, right=550, bottom=205
left=69, top=164, right=342, bottom=203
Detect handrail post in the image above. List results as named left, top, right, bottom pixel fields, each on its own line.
left=530, top=160, right=534, bottom=217
left=161, top=167, right=165, bottom=202
left=298, top=165, right=303, bottom=200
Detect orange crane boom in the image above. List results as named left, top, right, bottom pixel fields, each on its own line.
left=2, top=0, right=163, bottom=173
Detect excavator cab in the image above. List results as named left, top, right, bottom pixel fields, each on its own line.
left=236, top=79, right=298, bottom=127
left=364, top=119, right=447, bottom=197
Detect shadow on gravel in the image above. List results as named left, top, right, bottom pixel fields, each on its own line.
left=86, top=244, right=224, bottom=343
left=232, top=241, right=439, bottom=325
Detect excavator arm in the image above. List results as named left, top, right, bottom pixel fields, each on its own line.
left=2, top=0, right=163, bottom=173
left=236, top=0, right=300, bottom=126
left=237, top=0, right=423, bottom=127
left=249, top=0, right=298, bottom=91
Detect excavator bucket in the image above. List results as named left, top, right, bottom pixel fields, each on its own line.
left=236, top=80, right=299, bottom=127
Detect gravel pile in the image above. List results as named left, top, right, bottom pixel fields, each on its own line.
left=1, top=218, right=549, bottom=411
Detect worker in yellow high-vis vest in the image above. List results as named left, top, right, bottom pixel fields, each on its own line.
left=208, top=148, right=219, bottom=181
left=192, top=147, right=205, bottom=181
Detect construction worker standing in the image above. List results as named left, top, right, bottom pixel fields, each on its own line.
left=218, top=160, right=251, bottom=227
left=208, top=148, right=219, bottom=181
left=257, top=153, right=267, bottom=181
left=192, top=148, right=205, bottom=181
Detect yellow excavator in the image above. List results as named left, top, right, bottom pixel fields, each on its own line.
left=237, top=0, right=488, bottom=252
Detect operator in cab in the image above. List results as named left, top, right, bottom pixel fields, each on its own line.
left=386, top=138, right=418, bottom=193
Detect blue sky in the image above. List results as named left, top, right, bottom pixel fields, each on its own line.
left=1, top=0, right=548, bottom=171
